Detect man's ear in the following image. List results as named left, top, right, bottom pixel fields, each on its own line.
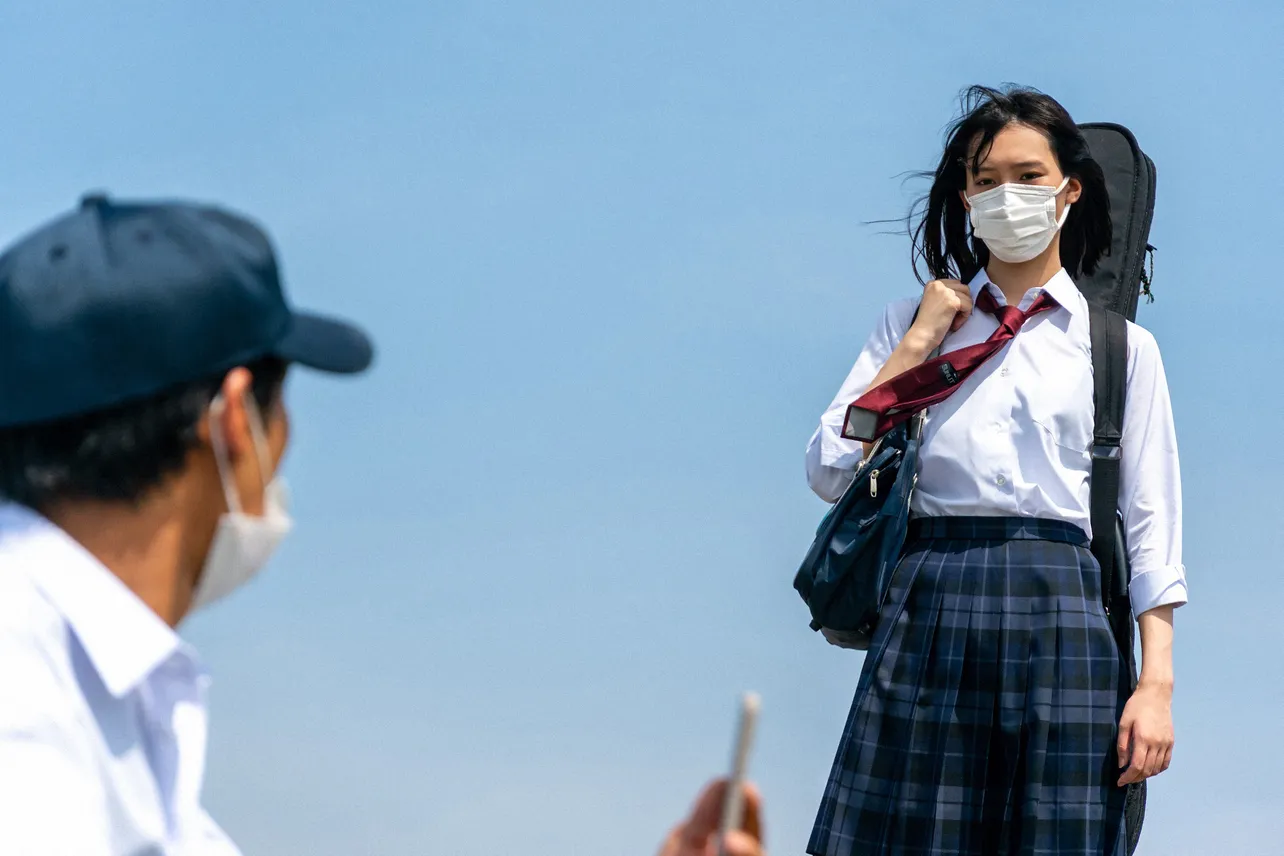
left=203, top=369, right=256, bottom=460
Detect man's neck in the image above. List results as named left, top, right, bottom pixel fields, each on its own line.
left=984, top=245, right=1064, bottom=306
left=42, top=489, right=209, bottom=628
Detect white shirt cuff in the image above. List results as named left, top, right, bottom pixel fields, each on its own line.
left=818, top=433, right=865, bottom=471
left=1129, top=564, right=1188, bottom=620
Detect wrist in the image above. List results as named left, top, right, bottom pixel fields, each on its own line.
left=900, top=327, right=937, bottom=361
left=1138, top=673, right=1174, bottom=694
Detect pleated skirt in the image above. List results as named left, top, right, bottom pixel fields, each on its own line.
left=807, top=517, right=1129, bottom=856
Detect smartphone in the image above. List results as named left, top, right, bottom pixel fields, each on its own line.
left=717, top=692, right=761, bottom=856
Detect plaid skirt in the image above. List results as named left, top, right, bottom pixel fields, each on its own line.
left=808, top=517, right=1129, bottom=856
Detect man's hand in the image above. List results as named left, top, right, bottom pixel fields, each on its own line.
left=1117, top=680, right=1175, bottom=786
left=657, top=779, right=764, bottom=856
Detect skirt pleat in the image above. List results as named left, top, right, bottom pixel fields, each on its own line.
left=807, top=517, right=1130, bottom=856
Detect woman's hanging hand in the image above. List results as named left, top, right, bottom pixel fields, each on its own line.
left=1117, top=683, right=1175, bottom=785
left=1118, top=605, right=1176, bottom=786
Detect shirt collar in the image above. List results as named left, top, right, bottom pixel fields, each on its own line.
left=968, top=267, right=1081, bottom=314
left=0, top=503, right=194, bottom=698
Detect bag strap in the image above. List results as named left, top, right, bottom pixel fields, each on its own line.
left=1087, top=302, right=1128, bottom=618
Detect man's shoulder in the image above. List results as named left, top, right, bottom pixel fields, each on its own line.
left=0, top=568, right=82, bottom=730
left=0, top=564, right=69, bottom=656
left=0, top=572, right=117, bottom=855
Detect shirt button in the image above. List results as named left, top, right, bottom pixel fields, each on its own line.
left=1000, top=367, right=1010, bottom=377
left=996, top=475, right=1007, bottom=486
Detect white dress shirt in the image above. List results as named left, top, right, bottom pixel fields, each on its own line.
left=0, top=503, right=240, bottom=856
left=806, top=268, right=1187, bottom=619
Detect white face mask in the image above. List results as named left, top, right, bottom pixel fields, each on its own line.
left=967, top=177, right=1071, bottom=264
left=189, top=394, right=293, bottom=613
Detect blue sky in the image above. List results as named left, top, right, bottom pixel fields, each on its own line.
left=3, top=2, right=1282, bottom=854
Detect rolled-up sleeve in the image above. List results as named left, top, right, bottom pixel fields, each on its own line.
left=806, top=298, right=917, bottom=502
left=1118, top=323, right=1188, bottom=619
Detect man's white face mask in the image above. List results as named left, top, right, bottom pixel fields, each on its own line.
left=190, top=393, right=293, bottom=613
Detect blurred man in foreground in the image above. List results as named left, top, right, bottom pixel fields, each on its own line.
left=0, top=195, right=764, bottom=855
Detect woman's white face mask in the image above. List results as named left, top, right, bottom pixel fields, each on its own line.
left=190, top=394, right=293, bottom=613
left=967, top=177, right=1071, bottom=264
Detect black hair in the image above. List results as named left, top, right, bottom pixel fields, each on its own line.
left=0, top=358, right=288, bottom=509
left=910, top=84, right=1112, bottom=284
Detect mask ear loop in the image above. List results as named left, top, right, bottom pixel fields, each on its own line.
left=1050, top=176, right=1073, bottom=229
left=242, top=395, right=276, bottom=485
left=242, top=393, right=292, bottom=520
left=207, top=396, right=243, bottom=515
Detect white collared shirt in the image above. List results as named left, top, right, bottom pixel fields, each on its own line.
left=0, top=503, right=240, bottom=856
left=806, top=268, right=1187, bottom=619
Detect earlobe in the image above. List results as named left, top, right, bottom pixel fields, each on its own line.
left=206, top=395, right=241, bottom=460
left=959, top=189, right=971, bottom=211
left=223, top=396, right=255, bottom=460
left=213, top=369, right=256, bottom=459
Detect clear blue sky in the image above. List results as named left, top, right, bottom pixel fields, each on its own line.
left=3, top=3, right=1282, bottom=854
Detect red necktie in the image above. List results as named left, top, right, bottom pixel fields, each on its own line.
left=842, top=288, right=1058, bottom=442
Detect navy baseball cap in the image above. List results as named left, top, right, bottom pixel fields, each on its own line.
left=0, top=193, right=374, bottom=429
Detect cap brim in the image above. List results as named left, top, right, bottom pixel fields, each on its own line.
left=272, top=311, right=374, bottom=374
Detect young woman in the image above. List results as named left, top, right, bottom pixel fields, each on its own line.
left=803, top=86, right=1185, bottom=856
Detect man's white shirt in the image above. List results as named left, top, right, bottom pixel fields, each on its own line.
left=0, top=503, right=240, bottom=856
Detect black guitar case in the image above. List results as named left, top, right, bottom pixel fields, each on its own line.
left=1077, top=123, right=1157, bottom=318
left=1077, top=122, right=1157, bottom=856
